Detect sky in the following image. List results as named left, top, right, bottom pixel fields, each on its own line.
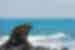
left=0, top=0, right=75, bottom=18
left=0, top=0, right=75, bottom=37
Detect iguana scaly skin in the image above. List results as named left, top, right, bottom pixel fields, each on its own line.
left=0, top=24, right=32, bottom=50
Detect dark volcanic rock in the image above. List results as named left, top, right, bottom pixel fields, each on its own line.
left=30, top=46, right=50, bottom=50
left=61, top=47, right=68, bottom=50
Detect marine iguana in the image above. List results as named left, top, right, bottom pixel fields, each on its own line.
left=0, top=24, right=32, bottom=50
left=0, top=24, right=50, bottom=50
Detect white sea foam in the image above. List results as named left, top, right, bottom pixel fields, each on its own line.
left=0, top=32, right=75, bottom=50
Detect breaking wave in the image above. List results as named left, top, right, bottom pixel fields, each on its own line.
left=0, top=32, right=75, bottom=50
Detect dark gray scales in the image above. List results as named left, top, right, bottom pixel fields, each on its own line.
left=0, top=24, right=50, bottom=50
left=0, top=24, right=32, bottom=50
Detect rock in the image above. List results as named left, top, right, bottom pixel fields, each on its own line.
left=31, top=46, right=50, bottom=50
left=61, top=47, right=68, bottom=50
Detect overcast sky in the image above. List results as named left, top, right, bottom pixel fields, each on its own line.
left=0, top=0, right=75, bottom=18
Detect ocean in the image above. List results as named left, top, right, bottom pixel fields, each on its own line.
left=0, top=18, right=75, bottom=50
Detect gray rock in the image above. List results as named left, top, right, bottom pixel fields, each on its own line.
left=61, top=47, right=68, bottom=50
left=31, top=46, right=50, bottom=50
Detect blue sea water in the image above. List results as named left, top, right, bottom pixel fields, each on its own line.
left=0, top=18, right=75, bottom=39
left=0, top=18, right=75, bottom=49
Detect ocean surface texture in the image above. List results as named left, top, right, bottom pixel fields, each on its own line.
left=0, top=19, right=75, bottom=50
